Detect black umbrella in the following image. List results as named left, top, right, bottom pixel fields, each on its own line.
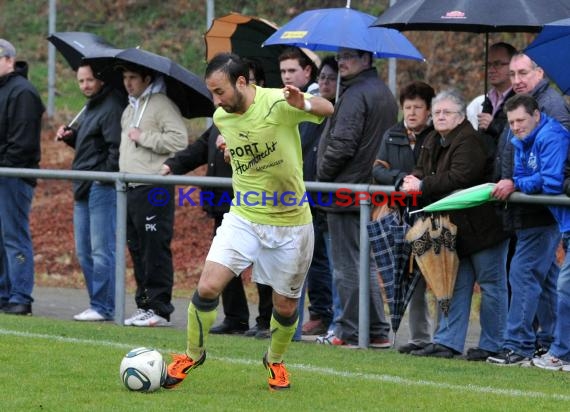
left=373, top=0, right=570, bottom=109
left=47, top=31, right=123, bottom=71
left=85, top=47, right=214, bottom=119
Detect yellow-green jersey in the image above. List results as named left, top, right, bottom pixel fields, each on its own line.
left=213, top=86, right=325, bottom=226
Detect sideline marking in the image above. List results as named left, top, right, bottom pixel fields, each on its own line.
left=1, top=328, right=570, bottom=401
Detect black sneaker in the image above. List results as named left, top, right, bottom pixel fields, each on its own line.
left=1, top=303, right=32, bottom=315
left=465, top=347, right=496, bottom=361
left=410, top=343, right=459, bottom=358
left=487, top=349, right=530, bottom=366
left=534, top=345, right=549, bottom=358
left=397, top=343, right=426, bottom=354
left=245, top=324, right=270, bottom=339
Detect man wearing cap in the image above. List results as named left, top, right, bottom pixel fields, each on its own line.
left=0, top=39, right=44, bottom=315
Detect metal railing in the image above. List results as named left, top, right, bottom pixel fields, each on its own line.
left=2, top=166, right=570, bottom=348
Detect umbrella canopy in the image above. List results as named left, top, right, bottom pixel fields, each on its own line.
left=405, top=214, right=459, bottom=316
left=372, top=0, right=570, bottom=33
left=410, top=183, right=497, bottom=215
left=205, top=12, right=285, bottom=87
left=373, top=0, right=570, bottom=96
left=85, top=48, right=214, bottom=119
left=47, top=31, right=125, bottom=90
left=367, top=207, right=422, bottom=334
left=47, top=31, right=123, bottom=71
left=525, top=18, right=570, bottom=95
left=263, top=7, right=424, bottom=61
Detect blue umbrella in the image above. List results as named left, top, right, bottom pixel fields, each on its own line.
left=525, top=18, right=570, bottom=95
left=262, top=7, right=424, bottom=61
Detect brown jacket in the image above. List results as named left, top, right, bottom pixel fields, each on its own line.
left=412, top=119, right=508, bottom=257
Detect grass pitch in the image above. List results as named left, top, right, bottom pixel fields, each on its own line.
left=1, top=314, right=569, bottom=412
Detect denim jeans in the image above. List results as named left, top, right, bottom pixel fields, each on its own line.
left=328, top=212, right=390, bottom=343
left=535, top=261, right=559, bottom=349
left=504, top=225, right=560, bottom=357
left=548, top=232, right=570, bottom=361
left=74, top=182, right=116, bottom=318
left=0, top=177, right=35, bottom=305
left=435, top=238, right=509, bottom=353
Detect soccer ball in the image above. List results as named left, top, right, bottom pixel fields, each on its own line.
left=119, top=347, right=166, bottom=392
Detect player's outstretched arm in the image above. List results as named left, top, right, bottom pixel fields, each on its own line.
left=283, top=85, right=334, bottom=117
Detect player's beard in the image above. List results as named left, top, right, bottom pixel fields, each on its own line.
left=223, top=87, right=246, bottom=114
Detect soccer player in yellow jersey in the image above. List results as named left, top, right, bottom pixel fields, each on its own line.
left=164, top=53, right=334, bottom=391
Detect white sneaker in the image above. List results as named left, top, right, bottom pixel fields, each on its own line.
left=315, top=331, right=335, bottom=344
left=132, top=309, right=171, bottom=327
left=124, top=308, right=147, bottom=326
left=73, top=308, right=106, bottom=321
left=532, top=352, right=570, bottom=371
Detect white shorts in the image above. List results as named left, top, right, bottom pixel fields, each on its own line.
left=206, top=212, right=314, bottom=299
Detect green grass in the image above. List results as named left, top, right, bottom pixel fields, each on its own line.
left=1, top=315, right=569, bottom=411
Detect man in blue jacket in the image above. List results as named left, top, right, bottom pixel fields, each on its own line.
left=491, top=53, right=570, bottom=358
left=0, top=39, right=44, bottom=316
left=489, top=94, right=569, bottom=366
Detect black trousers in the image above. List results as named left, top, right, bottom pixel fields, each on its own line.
left=126, top=185, right=175, bottom=319
left=213, top=215, right=273, bottom=328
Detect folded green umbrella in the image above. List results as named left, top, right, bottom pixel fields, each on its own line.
left=410, top=183, right=497, bottom=215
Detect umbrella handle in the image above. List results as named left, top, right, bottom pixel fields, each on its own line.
left=67, top=105, right=87, bottom=128
left=133, top=95, right=151, bottom=128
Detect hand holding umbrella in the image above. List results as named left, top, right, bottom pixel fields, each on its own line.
left=491, top=180, right=515, bottom=201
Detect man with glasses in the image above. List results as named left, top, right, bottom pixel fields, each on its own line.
left=403, top=89, right=510, bottom=361
left=316, top=47, right=397, bottom=348
left=467, top=42, right=517, bottom=140
left=490, top=53, right=570, bottom=364
left=509, top=53, right=570, bottom=129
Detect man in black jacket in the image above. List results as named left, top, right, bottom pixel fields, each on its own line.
left=0, top=39, right=44, bottom=316
left=55, top=63, right=125, bottom=321
left=317, top=47, right=397, bottom=347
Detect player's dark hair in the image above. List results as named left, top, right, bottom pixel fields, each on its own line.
left=205, top=52, right=249, bottom=85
